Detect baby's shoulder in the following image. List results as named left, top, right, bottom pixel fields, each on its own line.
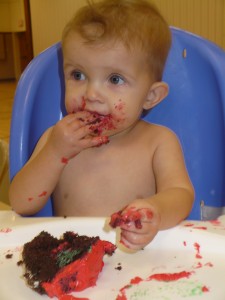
left=141, top=120, right=177, bottom=137
left=140, top=122, right=181, bottom=151
left=139, top=120, right=180, bottom=147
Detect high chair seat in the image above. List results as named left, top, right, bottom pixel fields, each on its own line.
left=10, top=27, right=225, bottom=219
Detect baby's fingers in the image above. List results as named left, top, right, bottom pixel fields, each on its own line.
left=120, top=228, right=156, bottom=250
left=110, top=206, right=155, bottom=230
left=79, top=135, right=109, bottom=148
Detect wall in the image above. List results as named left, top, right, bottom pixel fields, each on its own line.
left=155, top=0, right=225, bottom=50
left=30, top=0, right=225, bottom=56
left=30, top=0, right=88, bottom=56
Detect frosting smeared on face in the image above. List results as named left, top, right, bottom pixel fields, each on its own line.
left=88, top=113, right=116, bottom=135
left=75, top=97, right=126, bottom=136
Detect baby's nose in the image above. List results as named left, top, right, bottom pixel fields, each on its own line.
left=85, top=82, right=103, bottom=103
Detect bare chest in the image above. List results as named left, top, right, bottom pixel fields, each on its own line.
left=53, top=143, right=155, bottom=216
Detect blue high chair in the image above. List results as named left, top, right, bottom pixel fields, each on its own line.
left=10, top=28, right=225, bottom=219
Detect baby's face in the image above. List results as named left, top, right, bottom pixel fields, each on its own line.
left=63, top=32, right=154, bottom=137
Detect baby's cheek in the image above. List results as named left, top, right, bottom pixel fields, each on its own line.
left=113, top=100, right=127, bottom=125
left=113, top=98, right=143, bottom=129
left=114, top=99, right=125, bottom=112
left=65, top=98, right=77, bottom=114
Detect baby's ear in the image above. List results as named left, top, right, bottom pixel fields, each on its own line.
left=143, top=82, right=169, bottom=110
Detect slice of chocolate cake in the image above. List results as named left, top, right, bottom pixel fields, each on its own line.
left=19, top=231, right=116, bottom=298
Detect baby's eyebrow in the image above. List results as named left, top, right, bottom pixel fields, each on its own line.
left=63, top=63, right=75, bottom=69
left=63, top=64, right=72, bottom=71
left=63, top=61, right=83, bottom=69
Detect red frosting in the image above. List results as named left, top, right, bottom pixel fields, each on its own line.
left=148, top=271, right=192, bottom=281
left=42, top=240, right=116, bottom=298
left=110, top=208, right=142, bottom=229
left=59, top=295, right=89, bottom=300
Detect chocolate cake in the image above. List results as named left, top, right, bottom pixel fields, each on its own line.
left=19, top=231, right=116, bottom=298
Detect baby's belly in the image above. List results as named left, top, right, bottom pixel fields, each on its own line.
left=53, top=181, right=155, bottom=217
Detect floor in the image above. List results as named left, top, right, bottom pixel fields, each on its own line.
left=0, top=80, right=17, bottom=144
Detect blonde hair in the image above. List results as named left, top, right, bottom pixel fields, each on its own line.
left=62, top=0, right=171, bottom=80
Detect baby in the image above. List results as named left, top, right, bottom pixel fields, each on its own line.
left=10, top=0, right=194, bottom=250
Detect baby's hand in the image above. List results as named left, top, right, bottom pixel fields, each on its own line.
left=47, top=111, right=108, bottom=160
left=109, top=200, right=161, bottom=250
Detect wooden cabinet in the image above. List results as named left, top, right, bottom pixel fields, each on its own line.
left=0, top=0, right=33, bottom=80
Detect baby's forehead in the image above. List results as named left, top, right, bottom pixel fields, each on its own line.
left=64, top=30, right=146, bottom=56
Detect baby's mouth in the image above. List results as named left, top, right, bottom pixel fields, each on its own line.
left=86, top=111, right=116, bottom=135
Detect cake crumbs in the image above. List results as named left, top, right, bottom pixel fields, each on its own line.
left=115, top=262, right=122, bottom=270
left=17, top=260, right=23, bottom=266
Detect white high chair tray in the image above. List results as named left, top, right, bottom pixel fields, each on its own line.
left=0, top=217, right=225, bottom=300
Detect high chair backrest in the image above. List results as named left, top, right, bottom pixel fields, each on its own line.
left=10, top=42, right=64, bottom=216
left=10, top=28, right=225, bottom=219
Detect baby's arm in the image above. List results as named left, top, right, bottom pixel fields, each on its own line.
left=9, top=112, right=108, bottom=215
left=110, top=128, right=194, bottom=250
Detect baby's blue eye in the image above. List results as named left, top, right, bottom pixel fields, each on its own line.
left=72, top=71, right=85, bottom=81
left=110, top=75, right=124, bottom=85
